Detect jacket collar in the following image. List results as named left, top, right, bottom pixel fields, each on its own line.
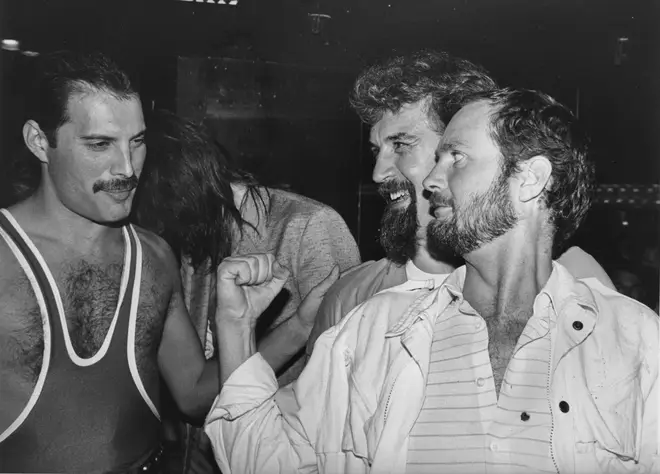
left=547, top=262, right=600, bottom=374
left=385, top=262, right=601, bottom=356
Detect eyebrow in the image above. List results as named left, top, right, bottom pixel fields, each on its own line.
left=386, top=132, right=416, bottom=142
left=80, top=129, right=146, bottom=141
left=369, top=131, right=417, bottom=148
left=438, top=139, right=468, bottom=153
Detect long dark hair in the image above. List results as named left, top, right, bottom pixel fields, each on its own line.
left=134, top=110, right=261, bottom=271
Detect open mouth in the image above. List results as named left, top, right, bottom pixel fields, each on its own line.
left=388, top=190, right=410, bottom=204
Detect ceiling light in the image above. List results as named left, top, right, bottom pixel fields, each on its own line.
left=1, top=39, right=20, bottom=51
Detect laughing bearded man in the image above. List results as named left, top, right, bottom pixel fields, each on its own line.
left=307, top=50, right=615, bottom=356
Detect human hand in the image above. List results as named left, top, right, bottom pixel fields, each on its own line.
left=215, top=253, right=290, bottom=331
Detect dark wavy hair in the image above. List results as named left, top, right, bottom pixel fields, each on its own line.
left=134, top=110, right=261, bottom=271
left=26, top=50, right=138, bottom=147
left=5, top=50, right=138, bottom=205
left=448, top=88, right=596, bottom=250
left=350, top=49, right=497, bottom=130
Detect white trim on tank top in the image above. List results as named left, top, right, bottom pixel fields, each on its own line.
left=0, top=209, right=130, bottom=367
left=125, top=225, right=159, bottom=420
left=0, top=225, right=52, bottom=442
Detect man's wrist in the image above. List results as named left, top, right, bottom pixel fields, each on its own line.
left=215, top=315, right=254, bottom=338
left=215, top=320, right=257, bottom=385
left=290, top=311, right=315, bottom=345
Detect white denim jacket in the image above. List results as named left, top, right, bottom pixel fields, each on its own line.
left=206, top=263, right=660, bottom=474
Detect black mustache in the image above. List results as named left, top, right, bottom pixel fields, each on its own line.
left=93, top=176, right=138, bottom=194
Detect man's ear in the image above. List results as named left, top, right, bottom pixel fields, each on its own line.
left=518, top=155, right=552, bottom=203
left=23, top=120, right=50, bottom=164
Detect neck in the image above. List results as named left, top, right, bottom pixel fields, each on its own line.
left=412, top=245, right=457, bottom=274
left=10, top=186, right=122, bottom=253
left=230, top=182, right=248, bottom=210
left=230, top=182, right=263, bottom=233
left=462, top=226, right=553, bottom=323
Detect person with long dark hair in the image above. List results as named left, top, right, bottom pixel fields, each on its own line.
left=134, top=110, right=360, bottom=473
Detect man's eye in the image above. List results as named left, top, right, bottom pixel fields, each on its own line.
left=132, top=138, right=145, bottom=148
left=393, top=141, right=410, bottom=152
left=88, top=141, right=110, bottom=151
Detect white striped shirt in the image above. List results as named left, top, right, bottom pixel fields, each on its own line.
left=406, top=288, right=558, bottom=474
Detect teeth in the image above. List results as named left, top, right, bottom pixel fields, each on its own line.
left=389, top=191, right=408, bottom=201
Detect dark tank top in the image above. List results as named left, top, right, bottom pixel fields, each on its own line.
left=0, top=210, right=161, bottom=473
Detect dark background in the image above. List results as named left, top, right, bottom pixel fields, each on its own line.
left=1, top=0, right=658, bottom=307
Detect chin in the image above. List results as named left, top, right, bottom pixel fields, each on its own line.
left=97, top=204, right=134, bottom=225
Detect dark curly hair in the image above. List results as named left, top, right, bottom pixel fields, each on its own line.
left=350, top=49, right=497, bottom=130
left=450, top=88, right=596, bottom=250
left=134, top=110, right=261, bottom=271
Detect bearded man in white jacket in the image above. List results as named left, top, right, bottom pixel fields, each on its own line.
left=206, top=87, right=660, bottom=474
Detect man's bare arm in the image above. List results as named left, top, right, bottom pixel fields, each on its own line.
left=257, top=314, right=309, bottom=374
left=257, top=265, right=339, bottom=373
left=215, top=254, right=289, bottom=385
left=215, top=255, right=337, bottom=386
left=156, top=242, right=219, bottom=419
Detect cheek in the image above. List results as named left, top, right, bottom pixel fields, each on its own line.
left=399, top=150, right=435, bottom=185
left=133, top=147, right=147, bottom=176
left=52, top=157, right=105, bottom=195
left=447, top=174, right=469, bottom=204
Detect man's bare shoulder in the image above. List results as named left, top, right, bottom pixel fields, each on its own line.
left=132, top=225, right=179, bottom=274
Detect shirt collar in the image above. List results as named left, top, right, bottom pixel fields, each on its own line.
left=387, top=261, right=600, bottom=336
left=440, top=262, right=600, bottom=318
left=405, top=260, right=451, bottom=287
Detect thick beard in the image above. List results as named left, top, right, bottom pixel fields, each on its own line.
left=379, top=181, right=419, bottom=266
left=426, top=171, right=518, bottom=257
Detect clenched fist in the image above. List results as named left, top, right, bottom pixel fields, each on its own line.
left=215, top=253, right=290, bottom=331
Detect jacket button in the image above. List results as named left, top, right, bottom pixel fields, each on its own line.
left=520, top=412, right=530, bottom=421
left=559, top=401, right=570, bottom=413
left=572, top=321, right=583, bottom=330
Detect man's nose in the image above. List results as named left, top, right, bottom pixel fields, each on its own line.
left=423, top=154, right=450, bottom=194
left=110, top=144, right=135, bottom=178
left=372, top=152, right=395, bottom=183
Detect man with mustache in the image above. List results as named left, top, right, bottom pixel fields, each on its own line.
left=307, top=50, right=614, bottom=356
left=0, top=51, right=328, bottom=473
left=204, top=87, right=659, bottom=474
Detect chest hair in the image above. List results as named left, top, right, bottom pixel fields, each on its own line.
left=485, top=315, right=528, bottom=397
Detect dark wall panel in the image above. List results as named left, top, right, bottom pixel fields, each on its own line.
left=176, top=57, right=363, bottom=237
